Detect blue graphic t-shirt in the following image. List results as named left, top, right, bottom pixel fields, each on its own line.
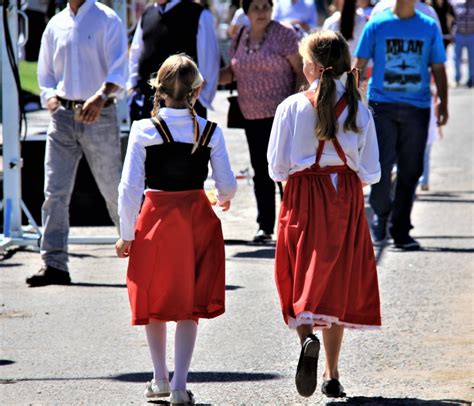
left=355, top=10, right=446, bottom=108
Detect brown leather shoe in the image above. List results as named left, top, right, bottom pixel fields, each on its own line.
left=26, top=266, right=71, bottom=287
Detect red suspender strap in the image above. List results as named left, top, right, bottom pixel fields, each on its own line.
left=303, top=91, right=349, bottom=165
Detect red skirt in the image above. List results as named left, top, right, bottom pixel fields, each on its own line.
left=127, top=190, right=225, bottom=325
left=275, top=165, right=381, bottom=329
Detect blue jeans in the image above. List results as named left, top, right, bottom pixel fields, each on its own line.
left=369, top=102, right=430, bottom=238
left=454, top=32, right=474, bottom=85
left=41, top=105, right=122, bottom=271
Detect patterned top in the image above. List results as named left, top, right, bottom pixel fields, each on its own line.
left=230, top=21, right=299, bottom=120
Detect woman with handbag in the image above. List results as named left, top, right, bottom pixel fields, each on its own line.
left=220, top=0, right=304, bottom=243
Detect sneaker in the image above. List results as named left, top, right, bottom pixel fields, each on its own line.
left=26, top=266, right=71, bottom=287
left=321, top=378, right=346, bottom=398
left=393, top=235, right=421, bottom=251
left=295, top=334, right=320, bottom=397
left=170, top=389, right=195, bottom=405
left=144, top=379, right=170, bottom=399
left=253, top=229, right=272, bottom=243
left=370, top=216, right=388, bottom=243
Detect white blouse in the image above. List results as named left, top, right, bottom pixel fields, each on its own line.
left=118, top=108, right=238, bottom=240
left=267, top=79, right=381, bottom=186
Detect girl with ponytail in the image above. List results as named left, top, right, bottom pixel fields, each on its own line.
left=268, top=30, right=382, bottom=399
left=116, top=54, right=237, bottom=405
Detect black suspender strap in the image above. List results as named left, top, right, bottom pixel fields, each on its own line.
left=150, top=117, right=171, bottom=143
left=200, top=121, right=218, bottom=147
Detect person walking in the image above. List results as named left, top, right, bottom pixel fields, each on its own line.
left=355, top=0, right=449, bottom=250
left=452, top=0, right=474, bottom=87
left=220, top=0, right=304, bottom=243
left=268, top=31, right=382, bottom=399
left=116, top=54, right=237, bottom=405
left=26, top=0, right=128, bottom=287
left=128, top=0, right=220, bottom=121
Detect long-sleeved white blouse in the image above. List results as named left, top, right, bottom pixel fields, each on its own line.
left=267, top=79, right=381, bottom=186
left=118, top=108, right=237, bottom=240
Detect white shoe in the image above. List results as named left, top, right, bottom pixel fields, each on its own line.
left=144, top=379, right=170, bottom=399
left=170, top=389, right=195, bottom=405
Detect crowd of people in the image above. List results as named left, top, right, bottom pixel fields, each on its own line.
left=20, top=0, right=466, bottom=404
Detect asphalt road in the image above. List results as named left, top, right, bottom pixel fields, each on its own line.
left=1, top=82, right=473, bottom=405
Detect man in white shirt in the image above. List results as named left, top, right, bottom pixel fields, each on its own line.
left=27, top=0, right=128, bottom=287
left=128, top=0, right=220, bottom=121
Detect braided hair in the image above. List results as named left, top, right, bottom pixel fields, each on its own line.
left=149, top=54, right=204, bottom=153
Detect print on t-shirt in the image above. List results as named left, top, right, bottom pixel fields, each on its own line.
left=383, top=38, right=424, bottom=93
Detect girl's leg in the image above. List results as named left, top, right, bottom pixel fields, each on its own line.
left=145, top=320, right=169, bottom=381
left=297, top=324, right=314, bottom=345
left=322, top=324, right=345, bottom=380
left=171, top=320, right=198, bottom=390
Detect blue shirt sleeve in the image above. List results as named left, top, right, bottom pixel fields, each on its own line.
left=354, top=21, right=375, bottom=60
left=429, top=24, right=447, bottom=64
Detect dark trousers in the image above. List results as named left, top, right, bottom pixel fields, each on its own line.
left=369, top=102, right=430, bottom=238
left=129, top=87, right=207, bottom=122
left=244, top=117, right=278, bottom=234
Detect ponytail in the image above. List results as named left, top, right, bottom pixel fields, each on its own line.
left=343, top=68, right=361, bottom=134
left=151, top=90, right=160, bottom=118
left=314, top=67, right=338, bottom=141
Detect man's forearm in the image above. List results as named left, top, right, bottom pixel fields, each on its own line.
left=432, top=65, right=448, bottom=106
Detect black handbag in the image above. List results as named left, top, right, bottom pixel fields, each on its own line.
left=227, top=27, right=246, bottom=129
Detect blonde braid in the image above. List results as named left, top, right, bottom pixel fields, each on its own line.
left=151, top=91, right=160, bottom=118
left=188, top=94, right=200, bottom=154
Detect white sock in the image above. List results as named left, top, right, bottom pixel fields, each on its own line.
left=145, top=320, right=169, bottom=381
left=171, top=320, right=198, bottom=390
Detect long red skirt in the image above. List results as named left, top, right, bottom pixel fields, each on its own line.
left=275, top=165, right=381, bottom=329
left=127, top=190, right=225, bottom=325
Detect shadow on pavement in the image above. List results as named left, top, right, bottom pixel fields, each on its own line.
left=233, top=249, right=275, bottom=259
left=111, top=371, right=281, bottom=383
left=68, top=283, right=243, bottom=290
left=327, top=397, right=471, bottom=405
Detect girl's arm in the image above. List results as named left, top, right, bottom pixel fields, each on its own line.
left=209, top=126, right=238, bottom=208
left=267, top=102, right=293, bottom=182
left=357, top=110, right=381, bottom=186
left=118, top=122, right=146, bottom=242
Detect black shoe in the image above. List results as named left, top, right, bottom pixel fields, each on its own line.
left=26, top=266, right=71, bottom=287
left=393, top=235, right=421, bottom=251
left=253, top=229, right=272, bottom=243
left=295, top=334, right=320, bottom=397
left=321, top=378, right=346, bottom=398
left=370, top=216, right=388, bottom=243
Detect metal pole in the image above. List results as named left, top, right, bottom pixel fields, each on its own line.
left=1, top=1, right=22, bottom=244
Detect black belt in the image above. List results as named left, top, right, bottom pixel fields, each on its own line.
left=57, top=96, right=116, bottom=109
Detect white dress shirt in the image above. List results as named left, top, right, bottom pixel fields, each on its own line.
left=118, top=108, right=238, bottom=240
left=268, top=79, right=381, bottom=187
left=272, top=0, right=318, bottom=30
left=323, top=8, right=367, bottom=58
left=37, top=0, right=128, bottom=106
left=128, top=0, right=220, bottom=110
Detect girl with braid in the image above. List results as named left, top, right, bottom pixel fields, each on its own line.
left=116, top=54, right=237, bottom=405
left=268, top=31, right=382, bottom=399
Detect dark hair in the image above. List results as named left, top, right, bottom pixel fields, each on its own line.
left=340, top=0, right=356, bottom=41
left=299, top=30, right=361, bottom=141
left=241, top=0, right=273, bottom=14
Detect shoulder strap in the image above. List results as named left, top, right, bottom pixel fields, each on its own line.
left=200, top=120, right=218, bottom=147
left=304, top=92, right=349, bottom=166
left=303, top=91, right=348, bottom=120
left=150, top=116, right=174, bottom=143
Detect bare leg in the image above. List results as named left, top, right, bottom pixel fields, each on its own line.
left=322, top=324, right=344, bottom=380
left=297, top=324, right=314, bottom=345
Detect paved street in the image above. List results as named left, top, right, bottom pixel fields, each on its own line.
left=1, top=80, right=473, bottom=405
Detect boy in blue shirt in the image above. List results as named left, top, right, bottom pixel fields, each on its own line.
left=354, top=0, right=448, bottom=250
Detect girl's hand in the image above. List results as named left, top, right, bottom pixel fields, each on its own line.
left=218, top=200, right=231, bottom=212
left=362, top=182, right=368, bottom=188
left=115, top=239, right=133, bottom=258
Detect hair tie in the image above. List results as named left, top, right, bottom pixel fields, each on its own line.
left=319, top=66, right=333, bottom=73
left=347, top=67, right=360, bottom=88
